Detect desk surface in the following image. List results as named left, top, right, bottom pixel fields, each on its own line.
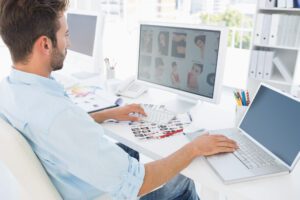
left=102, top=87, right=300, bottom=200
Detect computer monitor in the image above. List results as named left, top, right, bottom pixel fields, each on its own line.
left=65, top=10, right=104, bottom=78
left=136, top=22, right=227, bottom=111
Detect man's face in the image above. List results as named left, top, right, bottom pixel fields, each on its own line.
left=51, top=14, right=70, bottom=71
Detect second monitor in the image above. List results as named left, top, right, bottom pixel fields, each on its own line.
left=137, top=22, right=227, bottom=110
left=65, top=10, right=104, bottom=78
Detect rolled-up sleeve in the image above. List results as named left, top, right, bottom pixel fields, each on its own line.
left=47, top=107, right=145, bottom=200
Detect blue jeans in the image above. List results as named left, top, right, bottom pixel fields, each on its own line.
left=117, top=143, right=200, bottom=200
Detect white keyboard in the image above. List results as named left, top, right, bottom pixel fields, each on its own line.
left=141, top=104, right=175, bottom=124
left=230, top=133, right=277, bottom=169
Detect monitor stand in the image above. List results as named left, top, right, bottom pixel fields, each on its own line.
left=163, top=95, right=201, bottom=114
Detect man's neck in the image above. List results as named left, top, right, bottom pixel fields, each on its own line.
left=14, top=63, right=51, bottom=78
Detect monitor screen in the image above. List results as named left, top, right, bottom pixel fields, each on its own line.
left=67, top=13, right=97, bottom=56
left=240, top=85, right=300, bottom=166
left=137, top=24, right=221, bottom=99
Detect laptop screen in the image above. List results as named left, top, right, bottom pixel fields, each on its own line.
left=240, top=85, right=300, bottom=167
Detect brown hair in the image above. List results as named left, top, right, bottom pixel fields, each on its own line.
left=0, top=0, right=69, bottom=63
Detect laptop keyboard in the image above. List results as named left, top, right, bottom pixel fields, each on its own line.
left=229, top=133, right=277, bottom=169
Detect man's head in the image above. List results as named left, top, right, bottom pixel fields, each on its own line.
left=0, top=0, right=69, bottom=73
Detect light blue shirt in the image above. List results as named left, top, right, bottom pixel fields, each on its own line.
left=0, top=69, right=145, bottom=200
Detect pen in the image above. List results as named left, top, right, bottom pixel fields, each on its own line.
left=246, top=90, right=250, bottom=106
left=241, top=90, right=247, bottom=106
left=183, top=128, right=206, bottom=135
left=187, top=112, right=193, bottom=122
left=234, top=92, right=242, bottom=106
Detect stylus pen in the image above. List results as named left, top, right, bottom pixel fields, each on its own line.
left=183, top=128, right=206, bottom=135
left=187, top=112, right=193, bottom=122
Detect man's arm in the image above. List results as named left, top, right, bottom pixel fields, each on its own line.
left=90, top=104, right=146, bottom=123
left=138, top=134, right=238, bottom=196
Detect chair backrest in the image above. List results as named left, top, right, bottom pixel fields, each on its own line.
left=0, top=117, right=62, bottom=200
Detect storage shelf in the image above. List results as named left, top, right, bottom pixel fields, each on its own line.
left=248, top=76, right=292, bottom=86
left=247, top=1, right=300, bottom=96
left=259, top=8, right=300, bottom=12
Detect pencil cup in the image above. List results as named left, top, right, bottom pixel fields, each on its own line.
left=235, top=105, right=248, bottom=126
left=106, top=67, right=115, bottom=79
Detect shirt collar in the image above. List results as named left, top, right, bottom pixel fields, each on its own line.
left=8, top=68, right=66, bottom=96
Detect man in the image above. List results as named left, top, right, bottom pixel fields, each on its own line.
left=0, top=0, right=238, bottom=199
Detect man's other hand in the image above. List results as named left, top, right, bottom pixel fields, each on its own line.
left=191, top=133, right=238, bottom=156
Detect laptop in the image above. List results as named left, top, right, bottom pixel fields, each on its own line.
left=205, top=83, right=300, bottom=184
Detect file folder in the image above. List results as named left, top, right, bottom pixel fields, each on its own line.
left=265, top=0, right=276, bottom=8
left=249, top=50, right=258, bottom=78
left=261, top=14, right=272, bottom=45
left=269, top=14, right=280, bottom=46
left=263, top=51, right=274, bottom=80
left=273, top=57, right=292, bottom=82
left=258, top=0, right=267, bottom=8
left=295, top=0, right=300, bottom=7
left=277, top=0, right=287, bottom=7
left=256, top=51, right=265, bottom=80
left=277, top=14, right=287, bottom=46
left=253, top=14, right=264, bottom=45
left=286, top=0, right=294, bottom=8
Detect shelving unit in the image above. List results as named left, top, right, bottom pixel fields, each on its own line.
left=247, top=2, right=300, bottom=98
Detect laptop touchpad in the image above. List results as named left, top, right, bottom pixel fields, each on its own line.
left=206, top=153, right=252, bottom=182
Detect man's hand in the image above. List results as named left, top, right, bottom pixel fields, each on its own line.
left=191, top=133, right=238, bottom=156
left=90, top=104, right=146, bottom=123
left=106, top=104, right=146, bottom=121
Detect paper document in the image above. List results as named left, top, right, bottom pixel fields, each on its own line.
left=67, top=85, right=123, bottom=113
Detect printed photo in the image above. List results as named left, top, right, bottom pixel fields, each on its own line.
left=206, top=73, right=215, bottom=86
left=171, top=32, right=186, bottom=58
left=139, top=55, right=152, bottom=79
left=154, top=57, right=165, bottom=82
left=170, top=61, right=180, bottom=87
left=187, top=63, right=203, bottom=92
left=140, top=30, right=153, bottom=53
left=194, top=35, right=206, bottom=60
left=158, top=31, right=169, bottom=56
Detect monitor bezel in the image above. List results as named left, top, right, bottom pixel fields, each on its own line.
left=135, top=21, right=228, bottom=104
left=238, top=83, right=300, bottom=170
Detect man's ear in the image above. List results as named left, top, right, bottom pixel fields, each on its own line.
left=35, top=36, right=53, bottom=56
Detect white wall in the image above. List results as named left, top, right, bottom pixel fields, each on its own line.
left=0, top=46, right=13, bottom=80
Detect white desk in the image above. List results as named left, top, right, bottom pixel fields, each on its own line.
left=102, top=86, right=300, bottom=200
